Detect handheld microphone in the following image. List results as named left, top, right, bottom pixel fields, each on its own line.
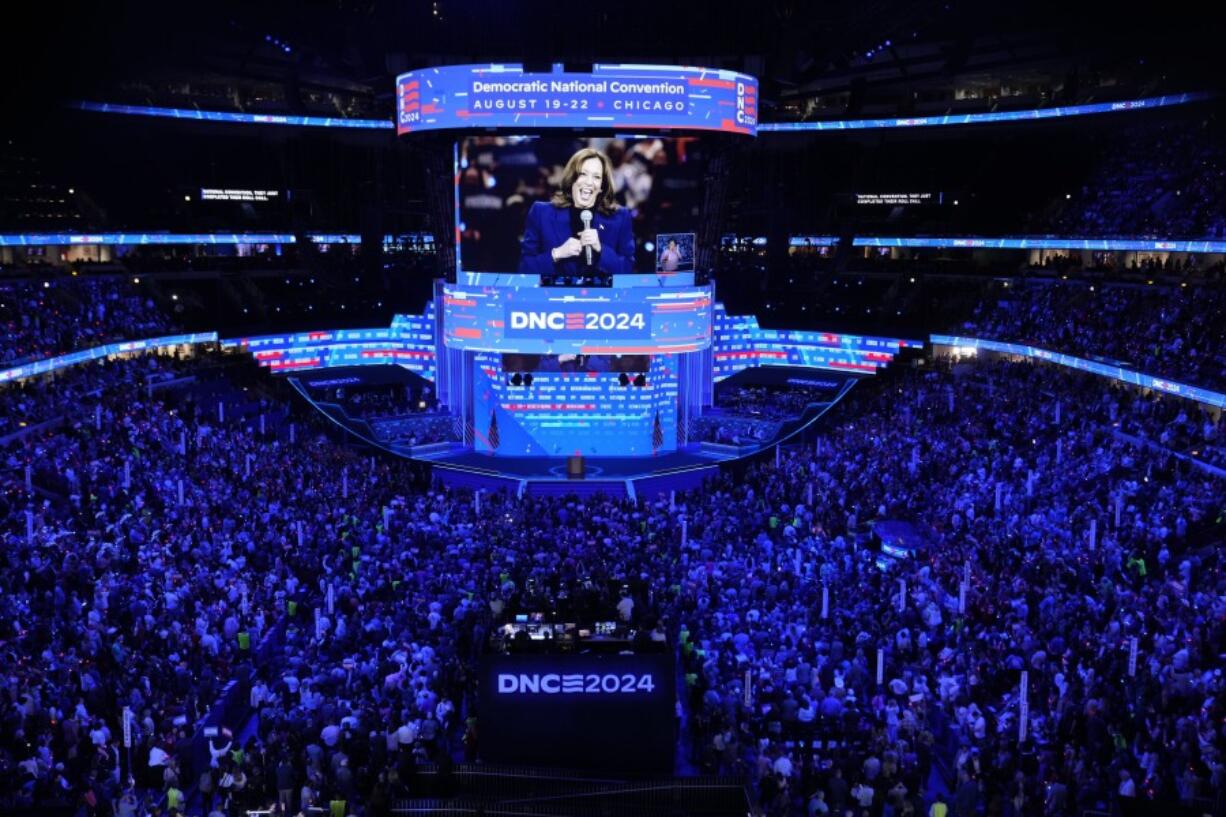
left=580, top=209, right=592, bottom=265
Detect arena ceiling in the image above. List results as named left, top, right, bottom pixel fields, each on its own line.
left=4, top=0, right=1221, bottom=120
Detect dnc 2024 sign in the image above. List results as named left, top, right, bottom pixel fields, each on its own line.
left=480, top=653, right=674, bottom=772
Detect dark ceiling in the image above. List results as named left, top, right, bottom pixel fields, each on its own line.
left=5, top=0, right=1222, bottom=117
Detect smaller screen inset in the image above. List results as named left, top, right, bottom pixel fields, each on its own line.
left=655, top=232, right=695, bottom=274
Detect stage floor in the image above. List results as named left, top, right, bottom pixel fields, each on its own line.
left=289, top=364, right=864, bottom=495
left=414, top=446, right=736, bottom=481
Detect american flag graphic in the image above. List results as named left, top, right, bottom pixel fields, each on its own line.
left=487, top=410, right=500, bottom=450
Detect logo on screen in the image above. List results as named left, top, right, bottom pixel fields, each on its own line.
left=510, top=311, right=568, bottom=331
left=735, top=82, right=756, bottom=126
left=497, top=673, right=657, bottom=695
left=508, top=310, right=648, bottom=333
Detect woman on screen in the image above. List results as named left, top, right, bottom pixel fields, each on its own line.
left=518, top=147, right=635, bottom=281
left=659, top=238, right=682, bottom=272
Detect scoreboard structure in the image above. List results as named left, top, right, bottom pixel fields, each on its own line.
left=214, top=62, right=918, bottom=484
left=397, top=63, right=758, bottom=136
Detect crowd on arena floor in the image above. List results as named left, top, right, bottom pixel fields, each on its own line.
left=0, top=339, right=1221, bottom=817
left=0, top=246, right=1223, bottom=817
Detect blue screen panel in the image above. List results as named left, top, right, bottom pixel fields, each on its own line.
left=0, top=333, right=218, bottom=384
left=931, top=335, right=1226, bottom=409
left=443, top=278, right=713, bottom=355
left=760, top=93, right=1210, bottom=131
left=0, top=232, right=435, bottom=248
left=472, top=352, right=678, bottom=457
left=855, top=236, right=1226, bottom=252
left=76, top=101, right=392, bottom=129
left=0, top=232, right=298, bottom=247
left=397, top=63, right=758, bottom=135
left=712, top=305, right=921, bottom=380
left=221, top=311, right=438, bottom=380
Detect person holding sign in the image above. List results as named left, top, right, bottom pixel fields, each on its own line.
left=518, top=147, right=635, bottom=284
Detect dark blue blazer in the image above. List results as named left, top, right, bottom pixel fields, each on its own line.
left=517, top=201, right=635, bottom=276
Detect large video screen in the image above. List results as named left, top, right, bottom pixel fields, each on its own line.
left=458, top=135, right=710, bottom=276
left=398, top=63, right=757, bottom=135
left=443, top=277, right=712, bottom=355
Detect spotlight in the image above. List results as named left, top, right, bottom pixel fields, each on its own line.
left=633, top=374, right=646, bottom=388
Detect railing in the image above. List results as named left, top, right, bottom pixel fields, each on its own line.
left=931, top=335, right=1226, bottom=409
left=0, top=332, right=219, bottom=384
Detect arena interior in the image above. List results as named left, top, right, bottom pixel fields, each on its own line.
left=0, top=3, right=1223, bottom=817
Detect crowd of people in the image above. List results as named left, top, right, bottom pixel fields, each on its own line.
left=0, top=250, right=1223, bottom=817
left=0, top=335, right=1221, bottom=817
left=961, top=280, right=1226, bottom=391
left=691, top=383, right=837, bottom=447
left=0, top=354, right=190, bottom=437
left=1047, top=117, right=1226, bottom=239
left=0, top=351, right=441, bottom=817
left=0, top=277, right=174, bottom=368
left=680, top=359, right=1223, bottom=816
left=368, top=415, right=457, bottom=448
left=715, top=384, right=832, bottom=422
left=330, top=385, right=436, bottom=421
left=692, top=414, right=784, bottom=446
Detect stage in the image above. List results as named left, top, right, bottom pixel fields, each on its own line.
left=256, top=108, right=917, bottom=501
left=416, top=446, right=734, bottom=499
left=288, top=363, right=866, bottom=499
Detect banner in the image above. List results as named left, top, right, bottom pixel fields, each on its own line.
left=444, top=278, right=712, bottom=355
left=397, top=64, right=758, bottom=135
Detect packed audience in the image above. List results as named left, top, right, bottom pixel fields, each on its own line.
left=368, top=414, right=458, bottom=447
left=961, top=280, right=1226, bottom=391
left=0, top=354, right=190, bottom=437
left=679, top=359, right=1223, bottom=817
left=715, top=384, right=832, bottom=421
left=0, top=338, right=1221, bottom=817
left=692, top=383, right=836, bottom=446
left=1, top=353, right=433, bottom=816
left=1048, top=117, right=1226, bottom=239
left=0, top=277, right=174, bottom=367
left=330, top=384, right=437, bottom=420
left=692, top=414, right=783, bottom=446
